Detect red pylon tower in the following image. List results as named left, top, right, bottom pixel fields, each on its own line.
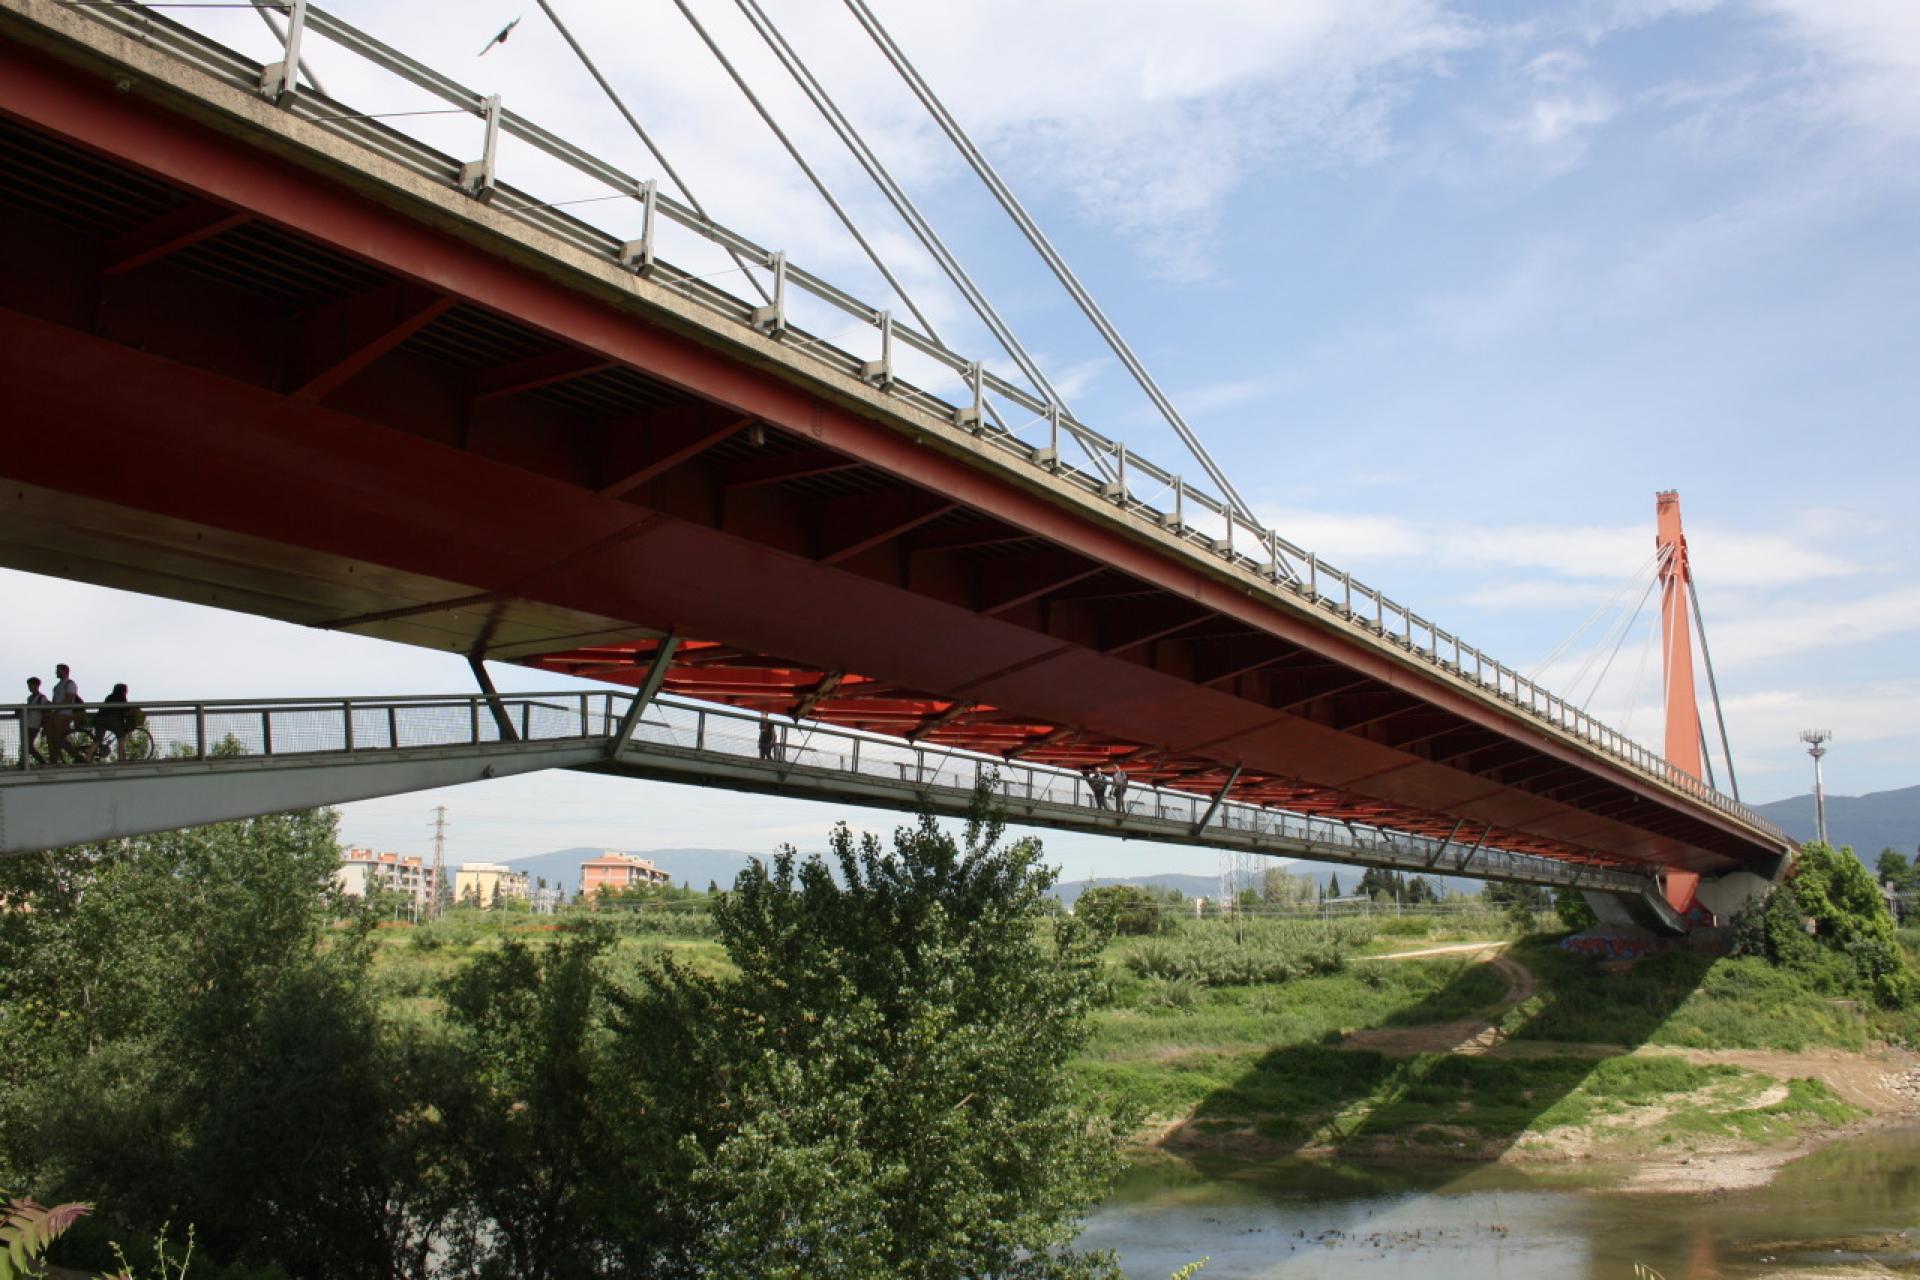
left=1656, top=490, right=1703, bottom=914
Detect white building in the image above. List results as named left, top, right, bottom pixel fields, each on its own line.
left=335, top=848, right=440, bottom=913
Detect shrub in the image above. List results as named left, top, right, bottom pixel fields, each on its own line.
left=1076, top=884, right=1175, bottom=938
left=1736, top=844, right=1916, bottom=1007
left=1122, top=919, right=1366, bottom=986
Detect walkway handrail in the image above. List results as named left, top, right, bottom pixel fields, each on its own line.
left=37, top=0, right=1780, bottom=842
left=0, top=688, right=1654, bottom=891
left=1, top=689, right=622, bottom=770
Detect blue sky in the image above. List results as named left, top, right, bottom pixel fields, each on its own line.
left=5, top=0, right=1916, bottom=882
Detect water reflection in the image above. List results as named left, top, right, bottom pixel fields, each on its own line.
left=1080, top=1125, right=1920, bottom=1278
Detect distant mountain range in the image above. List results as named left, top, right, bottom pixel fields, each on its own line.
left=1752, top=783, right=1920, bottom=855
left=504, top=846, right=1479, bottom=905
left=475, top=787, right=1920, bottom=904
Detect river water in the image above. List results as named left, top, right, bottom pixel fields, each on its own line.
left=1080, top=1127, right=1920, bottom=1278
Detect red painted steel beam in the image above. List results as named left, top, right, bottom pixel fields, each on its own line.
left=597, top=407, right=752, bottom=499
left=292, top=281, right=455, bottom=402
left=101, top=198, right=247, bottom=275
left=471, top=347, right=616, bottom=402
left=723, top=447, right=863, bottom=490
left=979, top=550, right=1103, bottom=616
left=0, top=40, right=1780, bottom=872
left=817, top=491, right=956, bottom=565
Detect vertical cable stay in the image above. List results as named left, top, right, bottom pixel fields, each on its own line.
left=731, top=0, right=1109, bottom=476
left=840, top=0, right=1254, bottom=524
left=533, top=0, right=773, bottom=306
left=1687, top=576, right=1740, bottom=801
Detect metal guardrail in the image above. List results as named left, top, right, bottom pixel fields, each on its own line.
left=1, top=691, right=622, bottom=767
left=0, top=691, right=1652, bottom=892
left=618, top=696, right=1655, bottom=893
left=30, top=0, right=1784, bottom=844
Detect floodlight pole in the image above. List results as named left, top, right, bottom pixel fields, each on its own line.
left=1799, top=730, right=1831, bottom=847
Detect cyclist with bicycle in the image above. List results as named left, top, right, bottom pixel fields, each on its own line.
left=88, top=682, right=140, bottom=764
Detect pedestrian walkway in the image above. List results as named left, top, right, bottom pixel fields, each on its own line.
left=0, top=690, right=1658, bottom=902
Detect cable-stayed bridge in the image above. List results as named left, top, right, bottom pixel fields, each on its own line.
left=0, top=0, right=1790, bottom=925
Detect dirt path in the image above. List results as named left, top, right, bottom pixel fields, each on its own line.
left=1363, top=940, right=1511, bottom=961
left=1340, top=948, right=1919, bottom=1119
left=1341, top=942, right=1532, bottom=1056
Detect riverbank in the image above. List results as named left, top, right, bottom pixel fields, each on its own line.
left=1081, top=925, right=1920, bottom=1195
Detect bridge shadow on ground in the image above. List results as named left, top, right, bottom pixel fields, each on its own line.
left=1158, top=940, right=1719, bottom=1168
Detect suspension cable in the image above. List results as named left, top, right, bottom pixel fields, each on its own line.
left=839, top=0, right=1247, bottom=519
left=1621, top=589, right=1661, bottom=736
left=668, top=3, right=1020, bottom=443
left=1528, top=546, right=1662, bottom=681
left=732, top=0, right=1109, bottom=474
left=533, top=0, right=773, bottom=306
left=670, top=2, right=935, bottom=338
left=1687, top=575, right=1740, bottom=801
left=1577, top=569, right=1661, bottom=711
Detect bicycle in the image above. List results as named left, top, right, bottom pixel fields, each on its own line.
left=65, top=711, right=154, bottom=764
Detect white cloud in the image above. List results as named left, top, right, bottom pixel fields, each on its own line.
left=1755, top=1, right=1920, bottom=139
left=1261, top=507, right=1858, bottom=588
left=1705, top=585, right=1920, bottom=668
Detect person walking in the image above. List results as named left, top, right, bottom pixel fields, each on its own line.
left=1110, top=764, right=1130, bottom=815
left=758, top=718, right=779, bottom=763
left=46, top=663, right=81, bottom=764
left=21, top=676, right=49, bottom=765
left=1084, top=766, right=1108, bottom=811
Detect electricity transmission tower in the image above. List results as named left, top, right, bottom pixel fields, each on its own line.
left=430, top=804, right=449, bottom=919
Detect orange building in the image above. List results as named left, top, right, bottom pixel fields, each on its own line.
left=580, top=850, right=672, bottom=898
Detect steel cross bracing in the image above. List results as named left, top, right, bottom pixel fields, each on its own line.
left=30, top=0, right=1784, bottom=842
left=0, top=692, right=1653, bottom=899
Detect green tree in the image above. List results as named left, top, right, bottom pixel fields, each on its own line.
left=1260, top=869, right=1315, bottom=909
left=602, top=798, right=1126, bottom=1279
left=433, top=927, right=620, bottom=1279
left=1554, top=886, right=1598, bottom=931
left=1325, top=873, right=1341, bottom=899
left=0, top=811, right=448, bottom=1278
left=1074, top=883, right=1170, bottom=937
left=1877, top=848, right=1911, bottom=887
left=1786, top=843, right=1913, bottom=1005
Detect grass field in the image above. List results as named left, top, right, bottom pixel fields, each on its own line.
left=368, top=903, right=1879, bottom=1161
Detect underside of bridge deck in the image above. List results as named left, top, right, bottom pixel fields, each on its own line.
left=0, top=7, right=1789, bottom=886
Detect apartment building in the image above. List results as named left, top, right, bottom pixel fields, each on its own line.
left=455, top=861, right=531, bottom=908
left=580, top=851, right=672, bottom=898
left=335, top=848, right=440, bottom=911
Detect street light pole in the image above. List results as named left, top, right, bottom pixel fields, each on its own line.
left=1799, top=730, right=1832, bottom=847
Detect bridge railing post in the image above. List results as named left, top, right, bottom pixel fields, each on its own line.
left=387, top=704, right=399, bottom=750
left=261, top=709, right=272, bottom=757
left=343, top=699, right=354, bottom=753
left=258, top=0, right=307, bottom=104
left=458, top=94, right=502, bottom=202
left=469, top=699, right=481, bottom=744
